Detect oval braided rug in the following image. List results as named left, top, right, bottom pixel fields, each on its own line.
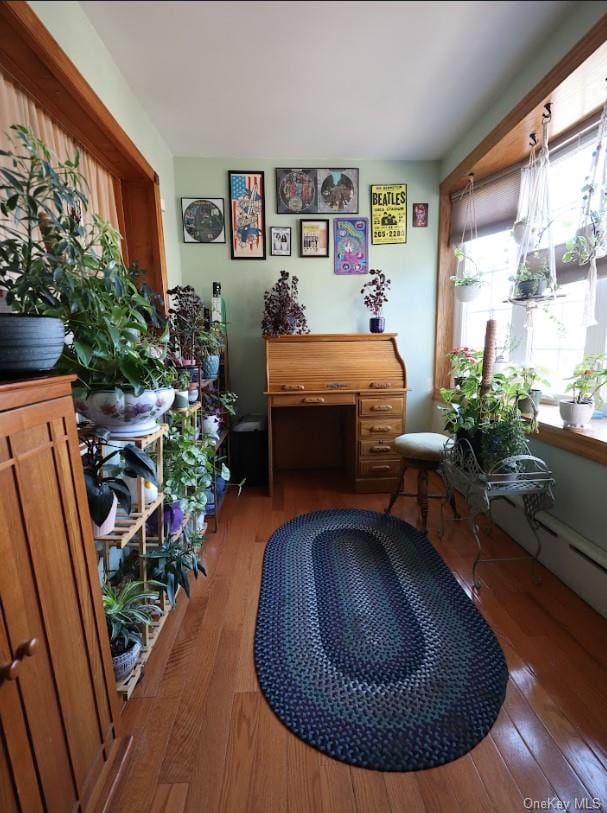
left=254, top=509, right=508, bottom=771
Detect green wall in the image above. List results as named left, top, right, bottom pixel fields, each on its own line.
left=442, top=0, right=607, bottom=180
left=176, top=158, right=440, bottom=427
left=27, top=1, right=182, bottom=287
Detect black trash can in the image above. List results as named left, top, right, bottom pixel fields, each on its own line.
left=230, top=414, right=268, bottom=486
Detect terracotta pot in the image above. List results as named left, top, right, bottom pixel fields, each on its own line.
left=559, top=399, right=594, bottom=429
left=74, top=387, right=175, bottom=435
left=92, top=493, right=118, bottom=537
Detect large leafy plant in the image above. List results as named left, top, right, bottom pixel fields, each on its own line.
left=102, top=579, right=161, bottom=656
left=163, top=413, right=214, bottom=515
left=565, top=354, right=607, bottom=404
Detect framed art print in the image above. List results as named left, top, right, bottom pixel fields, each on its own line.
left=317, top=168, right=359, bottom=213
left=371, top=184, right=407, bottom=244
left=299, top=219, right=329, bottom=257
left=181, top=197, right=226, bottom=243
left=334, top=217, right=369, bottom=275
left=412, top=202, right=429, bottom=227
left=270, top=226, right=292, bottom=256
left=276, top=168, right=317, bottom=214
left=229, top=171, right=266, bottom=259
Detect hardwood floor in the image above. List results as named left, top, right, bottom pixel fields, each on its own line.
left=108, top=470, right=607, bottom=813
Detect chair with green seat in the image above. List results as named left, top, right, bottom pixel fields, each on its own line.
left=385, top=432, right=452, bottom=533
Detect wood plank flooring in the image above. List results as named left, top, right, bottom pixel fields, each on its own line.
left=108, top=470, right=607, bottom=813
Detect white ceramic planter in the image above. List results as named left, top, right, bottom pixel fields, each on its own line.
left=74, top=387, right=175, bottom=435
left=203, top=415, right=221, bottom=438
left=92, top=493, right=118, bottom=537
left=125, top=476, right=158, bottom=506
left=559, top=399, right=594, bottom=429
left=455, top=282, right=482, bottom=303
left=173, top=389, right=190, bottom=409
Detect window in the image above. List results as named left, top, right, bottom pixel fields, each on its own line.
left=454, top=136, right=607, bottom=401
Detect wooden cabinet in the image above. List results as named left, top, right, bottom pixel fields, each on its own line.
left=0, top=377, right=129, bottom=812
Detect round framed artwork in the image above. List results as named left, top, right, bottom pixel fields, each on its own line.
left=181, top=197, right=226, bottom=243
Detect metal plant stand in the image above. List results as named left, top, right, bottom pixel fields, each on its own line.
left=440, top=439, right=555, bottom=588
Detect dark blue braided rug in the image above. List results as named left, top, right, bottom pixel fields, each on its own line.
left=254, top=509, right=508, bottom=771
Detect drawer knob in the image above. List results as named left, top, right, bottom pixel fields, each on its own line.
left=370, top=382, right=391, bottom=389
left=369, top=425, right=391, bottom=433
left=371, top=404, right=393, bottom=412
left=0, top=660, right=21, bottom=682
left=371, top=465, right=391, bottom=472
left=282, top=384, right=304, bottom=391
left=302, top=397, right=325, bottom=404
left=17, top=639, right=38, bottom=659
left=370, top=445, right=391, bottom=453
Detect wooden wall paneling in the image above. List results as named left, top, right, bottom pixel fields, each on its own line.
left=122, top=178, right=168, bottom=303
left=434, top=191, right=456, bottom=396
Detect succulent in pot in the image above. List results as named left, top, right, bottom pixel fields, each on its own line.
left=102, top=580, right=162, bottom=681
left=361, top=269, right=390, bottom=333
left=560, top=354, right=607, bottom=428
left=81, top=427, right=158, bottom=536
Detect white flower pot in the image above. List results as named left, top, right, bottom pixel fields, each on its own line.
left=125, top=476, right=158, bottom=506
left=92, top=493, right=118, bottom=537
left=203, top=415, right=221, bottom=437
left=74, top=387, right=175, bottom=435
left=455, top=282, right=482, bottom=303
left=559, top=399, right=594, bottom=429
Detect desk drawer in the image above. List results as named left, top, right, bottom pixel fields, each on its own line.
left=359, top=418, right=403, bottom=438
left=360, top=439, right=398, bottom=458
left=359, top=459, right=401, bottom=478
left=359, top=397, right=404, bottom=417
left=271, top=393, right=356, bottom=407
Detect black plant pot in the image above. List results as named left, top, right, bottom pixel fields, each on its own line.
left=0, top=314, right=64, bottom=376
left=515, top=278, right=546, bottom=300
left=369, top=317, right=385, bottom=334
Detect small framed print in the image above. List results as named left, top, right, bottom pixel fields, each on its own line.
left=181, top=197, right=226, bottom=243
left=270, top=226, right=291, bottom=256
left=299, top=219, right=329, bottom=257
left=412, top=202, right=429, bottom=227
left=229, top=170, right=266, bottom=259
left=334, top=217, right=369, bottom=275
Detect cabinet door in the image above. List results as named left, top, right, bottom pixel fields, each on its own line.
left=0, top=395, right=119, bottom=811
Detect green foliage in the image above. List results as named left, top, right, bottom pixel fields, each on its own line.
left=146, top=529, right=206, bottom=607
left=452, top=246, right=482, bottom=285
left=164, top=413, right=214, bottom=515
left=449, top=274, right=483, bottom=287
left=565, top=354, right=607, bottom=405
left=167, top=285, right=223, bottom=363
left=102, top=579, right=161, bottom=656
left=202, top=388, right=238, bottom=417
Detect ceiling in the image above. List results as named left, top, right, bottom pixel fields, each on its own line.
left=79, top=0, right=574, bottom=160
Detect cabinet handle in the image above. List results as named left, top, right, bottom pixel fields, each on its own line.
left=302, top=397, right=325, bottom=404
left=370, top=445, right=391, bottom=453
left=371, top=404, right=393, bottom=412
left=16, top=639, right=38, bottom=659
left=369, top=425, right=391, bottom=433
left=371, top=464, right=391, bottom=472
left=0, top=660, right=21, bottom=682
left=370, top=382, right=391, bottom=389
left=327, top=382, right=348, bottom=389
left=282, top=384, right=304, bottom=391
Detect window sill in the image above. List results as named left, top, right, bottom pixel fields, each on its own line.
left=536, top=405, right=607, bottom=466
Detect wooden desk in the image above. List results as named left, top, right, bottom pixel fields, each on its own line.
left=265, top=333, right=407, bottom=494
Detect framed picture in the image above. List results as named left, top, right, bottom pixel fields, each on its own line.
left=299, top=219, right=329, bottom=257
left=270, top=226, right=291, bottom=256
left=334, top=217, right=369, bottom=275
left=317, top=168, right=359, bottom=213
left=370, top=184, right=407, bottom=245
left=181, top=197, right=226, bottom=243
left=276, top=168, right=317, bottom=214
left=412, top=202, right=429, bottom=227
left=228, top=171, right=266, bottom=259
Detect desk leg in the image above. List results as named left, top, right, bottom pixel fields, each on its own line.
left=267, top=404, right=274, bottom=497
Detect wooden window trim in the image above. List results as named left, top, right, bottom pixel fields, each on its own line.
left=433, top=14, right=607, bottom=465
left=0, top=1, right=168, bottom=301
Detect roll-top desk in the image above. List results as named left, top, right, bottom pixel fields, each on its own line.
left=265, top=333, right=407, bottom=494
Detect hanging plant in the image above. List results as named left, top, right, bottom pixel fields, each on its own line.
left=451, top=177, right=484, bottom=302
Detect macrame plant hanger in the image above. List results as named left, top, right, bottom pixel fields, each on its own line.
left=456, top=173, right=479, bottom=268
left=577, top=89, right=607, bottom=326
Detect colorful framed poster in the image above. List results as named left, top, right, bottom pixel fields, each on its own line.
left=412, top=202, right=429, bottom=227
left=299, top=219, right=329, bottom=257
left=371, top=184, right=407, bottom=245
left=334, top=217, right=369, bottom=275
left=317, top=168, right=359, bottom=213
left=276, top=168, right=317, bottom=214
left=270, top=226, right=292, bottom=256
left=181, top=197, right=226, bottom=243
left=228, top=171, right=266, bottom=259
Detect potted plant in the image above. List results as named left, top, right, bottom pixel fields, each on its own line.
left=81, top=427, right=158, bottom=536
left=560, top=354, right=607, bottom=428
left=447, top=347, right=483, bottom=386
left=451, top=248, right=483, bottom=303
left=173, top=370, right=191, bottom=409
left=102, top=579, right=162, bottom=681
left=202, top=388, right=237, bottom=437
left=517, top=366, right=548, bottom=418
left=163, top=413, right=215, bottom=526
left=360, top=269, right=391, bottom=332
left=510, top=257, right=550, bottom=300
left=261, top=269, right=310, bottom=336
left=200, top=324, right=224, bottom=380
left=146, top=528, right=206, bottom=607
left=167, top=285, right=206, bottom=367
left=0, top=125, right=87, bottom=374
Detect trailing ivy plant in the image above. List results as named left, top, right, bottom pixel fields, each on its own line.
left=163, top=413, right=215, bottom=515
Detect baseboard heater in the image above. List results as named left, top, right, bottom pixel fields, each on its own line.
left=492, top=495, right=607, bottom=618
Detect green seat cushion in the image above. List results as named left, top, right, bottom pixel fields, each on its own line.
left=394, top=432, right=449, bottom=462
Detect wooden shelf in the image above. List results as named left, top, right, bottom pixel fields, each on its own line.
left=172, top=402, right=201, bottom=415
left=115, top=604, right=172, bottom=701
left=106, top=422, right=168, bottom=448
left=94, top=492, right=164, bottom=547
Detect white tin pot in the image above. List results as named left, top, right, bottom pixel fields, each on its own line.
left=559, top=399, right=594, bottom=429
left=455, top=282, right=482, bottom=303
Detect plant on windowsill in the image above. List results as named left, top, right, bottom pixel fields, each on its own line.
left=450, top=248, right=483, bottom=303
left=102, top=579, right=162, bottom=681
left=447, top=347, right=483, bottom=387
left=360, top=268, right=391, bottom=332
left=559, top=354, right=607, bottom=429
left=516, top=366, right=549, bottom=420
left=262, top=269, right=310, bottom=336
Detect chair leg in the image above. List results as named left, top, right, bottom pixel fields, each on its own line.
left=418, top=467, right=429, bottom=533
left=385, top=459, right=407, bottom=515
